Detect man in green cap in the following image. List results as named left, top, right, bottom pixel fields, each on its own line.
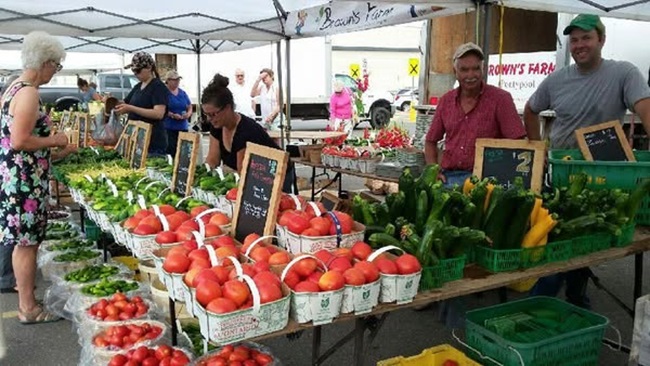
left=523, top=14, right=650, bottom=308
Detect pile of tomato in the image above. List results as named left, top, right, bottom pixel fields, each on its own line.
left=195, top=344, right=274, bottom=366
left=375, top=125, right=411, bottom=148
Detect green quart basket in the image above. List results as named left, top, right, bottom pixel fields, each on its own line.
left=84, top=219, right=101, bottom=242
left=545, top=239, right=573, bottom=263
left=475, top=246, right=546, bottom=273
left=419, top=255, right=466, bottom=291
left=572, top=232, right=611, bottom=257
left=548, top=149, right=650, bottom=225
left=612, top=222, right=636, bottom=248
left=465, top=296, right=609, bottom=366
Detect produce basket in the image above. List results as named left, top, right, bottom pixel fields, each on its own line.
left=548, top=149, right=650, bottom=225
left=572, top=232, right=611, bottom=257
left=612, top=221, right=636, bottom=248
left=192, top=341, right=282, bottom=366
left=357, top=157, right=381, bottom=174
left=419, top=255, right=466, bottom=291
left=368, top=246, right=421, bottom=305
left=378, top=344, right=481, bottom=366
left=340, top=279, right=381, bottom=315
left=544, top=239, right=573, bottom=263
left=465, top=296, right=609, bottom=366
left=475, top=246, right=546, bottom=273
left=275, top=221, right=365, bottom=254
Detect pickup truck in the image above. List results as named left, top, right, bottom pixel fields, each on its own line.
left=40, top=73, right=139, bottom=111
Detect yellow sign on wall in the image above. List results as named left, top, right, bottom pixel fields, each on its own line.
left=408, top=58, right=419, bottom=77
left=349, top=63, right=360, bottom=78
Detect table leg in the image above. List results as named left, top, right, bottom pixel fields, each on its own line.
left=169, top=298, right=178, bottom=346
left=312, top=326, right=322, bottom=366
left=101, top=236, right=108, bottom=263
left=311, top=166, right=316, bottom=201
left=634, top=253, right=644, bottom=305
left=353, top=317, right=365, bottom=366
left=80, top=206, right=86, bottom=233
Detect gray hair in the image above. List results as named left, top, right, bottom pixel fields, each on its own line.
left=21, top=31, right=66, bottom=70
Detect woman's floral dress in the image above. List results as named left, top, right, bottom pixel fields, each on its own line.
left=0, top=82, right=51, bottom=247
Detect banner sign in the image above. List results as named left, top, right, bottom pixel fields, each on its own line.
left=287, top=3, right=467, bottom=37
left=487, top=52, right=556, bottom=111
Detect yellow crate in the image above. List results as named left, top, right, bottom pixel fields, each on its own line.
left=377, top=344, right=482, bottom=366
left=507, top=278, right=538, bottom=293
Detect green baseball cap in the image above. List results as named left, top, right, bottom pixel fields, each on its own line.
left=563, top=14, right=605, bottom=35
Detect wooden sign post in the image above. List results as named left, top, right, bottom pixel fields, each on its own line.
left=76, top=112, right=90, bottom=148
left=473, top=138, right=546, bottom=193
left=319, top=191, right=340, bottom=211
left=129, top=122, right=152, bottom=170
left=575, top=121, right=635, bottom=162
left=171, top=132, right=200, bottom=196
left=115, top=120, right=137, bottom=159
left=60, top=110, right=72, bottom=129
left=232, top=143, right=289, bottom=242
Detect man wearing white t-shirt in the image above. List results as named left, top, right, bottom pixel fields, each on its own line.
left=229, top=69, right=255, bottom=119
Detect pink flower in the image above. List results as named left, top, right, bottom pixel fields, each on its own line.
left=18, top=236, right=31, bottom=246
left=7, top=214, right=19, bottom=228
left=23, top=198, right=38, bottom=213
left=13, top=154, right=23, bottom=167
left=37, top=158, right=48, bottom=170
left=0, top=137, right=10, bottom=150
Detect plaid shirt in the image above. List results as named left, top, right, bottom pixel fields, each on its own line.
left=426, top=83, right=526, bottom=171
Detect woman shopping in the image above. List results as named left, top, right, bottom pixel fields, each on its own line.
left=162, top=70, right=192, bottom=156
left=77, top=77, right=101, bottom=103
left=204, top=73, right=294, bottom=193
left=114, top=51, right=169, bottom=157
left=0, top=31, right=76, bottom=324
left=250, top=68, right=281, bottom=131
left=329, top=80, right=354, bottom=133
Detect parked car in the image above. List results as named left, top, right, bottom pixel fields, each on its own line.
left=39, top=73, right=139, bottom=111
left=392, top=87, right=418, bottom=111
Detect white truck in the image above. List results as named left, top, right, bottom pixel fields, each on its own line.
left=284, top=36, right=395, bottom=128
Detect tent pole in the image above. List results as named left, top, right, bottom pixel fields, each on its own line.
left=276, top=41, right=285, bottom=149
left=285, top=37, right=291, bottom=142
left=480, top=2, right=492, bottom=82
left=196, top=39, right=202, bottom=131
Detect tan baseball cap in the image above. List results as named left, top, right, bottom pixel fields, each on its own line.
left=453, top=42, right=484, bottom=62
left=164, top=70, right=181, bottom=80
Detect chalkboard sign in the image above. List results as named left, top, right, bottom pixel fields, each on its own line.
left=474, top=138, right=546, bottom=193
left=76, top=113, right=89, bottom=148
left=232, top=143, right=288, bottom=242
left=116, top=120, right=136, bottom=159
left=319, top=191, right=340, bottom=211
left=129, top=122, right=151, bottom=170
left=172, top=132, right=200, bottom=196
left=575, top=121, right=635, bottom=162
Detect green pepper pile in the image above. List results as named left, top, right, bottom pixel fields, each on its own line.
left=80, top=279, right=139, bottom=297
left=64, top=264, right=121, bottom=283
left=46, top=239, right=95, bottom=252
left=53, top=249, right=100, bottom=263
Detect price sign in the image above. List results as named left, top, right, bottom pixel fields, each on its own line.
left=76, top=113, right=90, bottom=148
left=171, top=132, right=200, bottom=196
left=116, top=121, right=137, bottom=159
left=129, top=121, right=152, bottom=170
left=473, top=138, right=546, bottom=193
left=575, top=121, right=635, bottom=162
left=231, top=143, right=288, bottom=242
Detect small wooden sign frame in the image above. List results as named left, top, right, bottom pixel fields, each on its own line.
left=232, top=143, right=289, bottom=241
left=115, top=120, right=136, bottom=159
left=575, top=121, right=635, bottom=162
left=129, top=121, right=152, bottom=170
left=60, top=110, right=72, bottom=129
left=473, top=138, right=546, bottom=193
left=75, top=112, right=90, bottom=148
left=319, top=191, right=340, bottom=211
left=171, top=132, right=200, bottom=197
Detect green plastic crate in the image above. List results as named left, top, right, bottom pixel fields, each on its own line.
left=548, top=149, right=650, bottom=225
left=475, top=246, right=546, bottom=273
left=572, top=233, right=611, bottom=256
left=465, top=296, right=609, bottom=366
left=612, top=222, right=636, bottom=248
left=419, top=255, right=466, bottom=291
left=545, top=239, right=573, bottom=263
left=84, top=219, right=101, bottom=241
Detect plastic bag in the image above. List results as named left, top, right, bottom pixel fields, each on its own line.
left=64, top=279, right=147, bottom=320
left=38, top=248, right=105, bottom=280
left=75, top=296, right=161, bottom=341
left=78, top=320, right=168, bottom=366
left=629, top=294, right=650, bottom=366
left=92, top=109, right=123, bottom=146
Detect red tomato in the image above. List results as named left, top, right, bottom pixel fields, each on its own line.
left=351, top=241, right=372, bottom=261
left=257, top=283, right=283, bottom=304
left=292, top=257, right=318, bottom=278
left=163, top=254, right=191, bottom=273
left=255, top=353, right=274, bottom=366
left=327, top=256, right=352, bottom=273
left=375, top=258, right=398, bottom=275
left=343, top=267, right=366, bottom=286
left=195, top=280, right=222, bottom=307
left=155, top=231, right=178, bottom=244
left=309, top=216, right=330, bottom=236
left=395, top=254, right=422, bottom=275
left=216, top=345, right=234, bottom=359
left=225, top=188, right=238, bottom=201
left=141, top=357, right=159, bottom=366
left=318, top=270, right=345, bottom=291
left=353, top=261, right=380, bottom=283
left=206, top=297, right=238, bottom=314
left=277, top=210, right=295, bottom=227
left=253, top=270, right=281, bottom=288
left=287, top=215, right=310, bottom=234
left=131, top=346, right=150, bottom=363
left=282, top=269, right=300, bottom=290
left=222, top=280, right=251, bottom=307
left=108, top=354, right=129, bottom=366
left=300, top=228, right=322, bottom=237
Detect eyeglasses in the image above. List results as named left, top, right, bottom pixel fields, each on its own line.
left=236, top=74, right=244, bottom=77
left=205, top=107, right=225, bottom=119
left=132, top=68, right=143, bottom=75
left=50, top=60, right=63, bottom=72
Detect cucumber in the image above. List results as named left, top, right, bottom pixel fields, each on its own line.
left=368, top=233, right=401, bottom=248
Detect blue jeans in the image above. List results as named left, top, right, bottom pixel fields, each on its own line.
left=530, top=268, right=591, bottom=308
left=442, top=170, right=472, bottom=189
left=0, top=245, right=15, bottom=289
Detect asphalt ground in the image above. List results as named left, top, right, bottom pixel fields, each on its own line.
left=1, top=112, right=648, bottom=365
